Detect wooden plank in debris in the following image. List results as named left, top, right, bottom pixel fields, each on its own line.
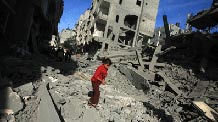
left=193, top=101, right=218, bottom=122
left=37, top=84, right=61, bottom=122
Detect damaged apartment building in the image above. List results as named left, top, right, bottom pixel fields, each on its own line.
left=75, top=0, right=159, bottom=57
left=0, top=0, right=63, bottom=56
left=148, top=23, right=185, bottom=46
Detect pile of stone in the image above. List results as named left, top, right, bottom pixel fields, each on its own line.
left=47, top=62, right=159, bottom=122
left=0, top=46, right=217, bottom=122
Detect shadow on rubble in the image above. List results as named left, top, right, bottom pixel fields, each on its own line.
left=143, top=102, right=174, bottom=122
left=158, top=32, right=218, bottom=81
left=0, top=53, right=78, bottom=88
left=0, top=52, right=78, bottom=117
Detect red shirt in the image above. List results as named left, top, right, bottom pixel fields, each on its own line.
left=91, top=64, right=108, bottom=83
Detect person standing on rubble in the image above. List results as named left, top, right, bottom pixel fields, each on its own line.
left=88, top=58, right=112, bottom=108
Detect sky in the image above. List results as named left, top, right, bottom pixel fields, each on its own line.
left=58, top=0, right=213, bottom=32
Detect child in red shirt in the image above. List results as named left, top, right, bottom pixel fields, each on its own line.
left=88, top=58, right=112, bottom=107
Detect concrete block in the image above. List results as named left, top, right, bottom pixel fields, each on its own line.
left=81, top=108, right=101, bottom=122
left=16, top=82, right=33, bottom=96
left=36, top=84, right=61, bottom=122
left=0, top=87, right=24, bottom=114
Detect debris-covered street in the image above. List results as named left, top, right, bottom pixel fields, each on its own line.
left=0, top=0, right=218, bottom=122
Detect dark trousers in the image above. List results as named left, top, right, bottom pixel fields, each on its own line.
left=89, top=81, right=100, bottom=105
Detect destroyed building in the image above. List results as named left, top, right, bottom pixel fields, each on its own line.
left=148, top=23, right=184, bottom=46
left=58, top=29, right=77, bottom=52
left=0, top=0, right=63, bottom=55
left=59, top=29, right=76, bottom=44
left=75, top=0, right=159, bottom=56
left=0, top=0, right=218, bottom=122
left=0, top=0, right=64, bottom=121
left=72, top=0, right=218, bottom=122
left=187, top=0, right=218, bottom=30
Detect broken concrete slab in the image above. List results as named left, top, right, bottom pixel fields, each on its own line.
left=15, top=82, right=34, bottom=97
left=188, top=80, right=210, bottom=98
left=81, top=108, right=101, bottom=122
left=157, top=72, right=183, bottom=97
left=0, top=87, right=24, bottom=114
left=48, top=89, right=65, bottom=110
left=61, top=99, right=83, bottom=121
left=0, top=114, right=15, bottom=122
left=119, top=65, right=150, bottom=92
left=36, top=84, right=61, bottom=122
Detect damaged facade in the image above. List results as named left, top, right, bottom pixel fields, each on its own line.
left=0, top=0, right=218, bottom=122
left=0, top=0, right=63, bottom=55
left=75, top=0, right=159, bottom=55
left=148, top=23, right=185, bottom=46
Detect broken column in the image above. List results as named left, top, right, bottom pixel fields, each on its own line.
left=185, top=13, right=193, bottom=32
left=163, top=15, right=170, bottom=46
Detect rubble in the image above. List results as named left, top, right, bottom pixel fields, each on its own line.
left=187, top=3, right=218, bottom=29
left=0, top=87, right=24, bottom=114
left=0, top=0, right=217, bottom=122
left=36, top=84, right=62, bottom=122
left=193, top=101, right=218, bottom=122
left=39, top=62, right=160, bottom=122
left=14, top=82, right=34, bottom=97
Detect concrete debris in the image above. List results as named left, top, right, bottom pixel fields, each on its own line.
left=15, top=91, right=40, bottom=122
left=119, top=65, right=150, bottom=92
left=35, top=62, right=159, bottom=122
left=14, top=82, right=34, bottom=97
left=193, top=101, right=218, bottom=122
left=0, top=114, right=15, bottom=122
left=157, top=72, right=183, bottom=97
left=81, top=108, right=101, bottom=122
left=49, top=77, right=58, bottom=83
left=147, top=45, right=164, bottom=72
left=61, top=99, right=83, bottom=121
left=0, top=0, right=218, bottom=122
left=187, top=1, right=218, bottom=30
left=0, top=87, right=24, bottom=114
left=188, top=80, right=210, bottom=98
left=36, top=84, right=61, bottom=122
